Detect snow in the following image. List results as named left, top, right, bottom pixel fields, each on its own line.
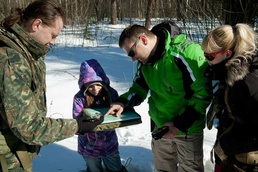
left=32, top=20, right=217, bottom=172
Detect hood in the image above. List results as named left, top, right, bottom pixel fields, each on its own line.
left=225, top=53, right=258, bottom=86
left=151, top=21, right=182, bottom=39
left=78, top=59, right=110, bottom=89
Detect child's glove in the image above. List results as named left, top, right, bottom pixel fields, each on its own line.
left=76, top=115, right=104, bottom=134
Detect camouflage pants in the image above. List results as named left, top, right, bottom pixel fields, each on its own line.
left=0, top=152, right=23, bottom=172
left=0, top=132, right=39, bottom=172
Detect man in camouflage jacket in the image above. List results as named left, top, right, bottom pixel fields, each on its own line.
left=0, top=1, right=101, bottom=171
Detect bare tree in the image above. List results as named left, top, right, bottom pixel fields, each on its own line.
left=93, top=0, right=106, bottom=21
left=1, top=0, right=257, bottom=33
left=111, top=0, right=117, bottom=24
left=145, top=0, right=154, bottom=29
left=223, top=0, right=258, bottom=26
left=153, top=0, right=159, bottom=18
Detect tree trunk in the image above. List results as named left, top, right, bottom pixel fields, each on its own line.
left=145, top=0, right=153, bottom=29
left=111, top=0, right=117, bottom=24
left=153, top=0, right=159, bottom=18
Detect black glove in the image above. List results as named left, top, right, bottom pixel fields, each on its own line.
left=127, top=94, right=142, bottom=109
left=115, top=94, right=142, bottom=110
left=76, top=115, right=104, bottom=134
left=173, top=106, right=200, bottom=133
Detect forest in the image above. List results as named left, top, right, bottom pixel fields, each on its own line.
left=0, top=0, right=257, bottom=25
left=0, top=0, right=257, bottom=44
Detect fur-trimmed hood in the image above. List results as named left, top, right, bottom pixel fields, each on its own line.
left=205, top=52, right=258, bottom=86
left=226, top=51, right=258, bottom=86
left=226, top=56, right=251, bottom=86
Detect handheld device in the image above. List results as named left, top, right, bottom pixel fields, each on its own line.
left=152, top=126, right=169, bottom=140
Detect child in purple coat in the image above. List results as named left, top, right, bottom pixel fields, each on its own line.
left=73, top=59, right=127, bottom=172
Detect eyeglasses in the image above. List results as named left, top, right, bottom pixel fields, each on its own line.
left=204, top=49, right=228, bottom=61
left=128, top=38, right=140, bottom=57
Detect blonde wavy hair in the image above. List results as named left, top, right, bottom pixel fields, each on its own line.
left=202, top=23, right=257, bottom=63
left=202, top=24, right=258, bottom=86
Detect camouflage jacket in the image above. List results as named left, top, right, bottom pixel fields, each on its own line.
left=0, top=23, right=77, bottom=146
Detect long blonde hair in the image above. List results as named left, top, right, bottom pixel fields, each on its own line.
left=202, top=24, right=258, bottom=86
left=202, top=23, right=257, bottom=62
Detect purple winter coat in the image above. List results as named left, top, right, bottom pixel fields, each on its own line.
left=73, top=59, right=119, bottom=157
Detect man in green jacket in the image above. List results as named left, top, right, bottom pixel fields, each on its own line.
left=105, top=22, right=212, bottom=172
left=0, top=0, right=102, bottom=171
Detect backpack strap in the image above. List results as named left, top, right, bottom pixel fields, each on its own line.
left=16, top=141, right=33, bottom=171
left=0, top=154, right=8, bottom=172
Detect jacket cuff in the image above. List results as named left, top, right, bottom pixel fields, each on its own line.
left=173, top=106, right=200, bottom=133
left=115, top=97, right=128, bottom=106
left=115, top=94, right=142, bottom=109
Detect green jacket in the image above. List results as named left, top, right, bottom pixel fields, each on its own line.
left=0, top=23, right=77, bottom=146
left=118, top=30, right=212, bottom=135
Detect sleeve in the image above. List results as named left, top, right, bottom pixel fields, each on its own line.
left=108, top=87, right=119, bottom=101
left=116, top=62, right=149, bottom=108
left=0, top=51, right=78, bottom=146
left=230, top=76, right=258, bottom=122
left=173, top=43, right=213, bottom=133
left=72, top=92, right=85, bottom=118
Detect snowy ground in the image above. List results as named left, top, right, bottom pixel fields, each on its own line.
left=32, top=20, right=217, bottom=172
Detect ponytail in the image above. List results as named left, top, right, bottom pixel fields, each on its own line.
left=2, top=8, right=23, bottom=28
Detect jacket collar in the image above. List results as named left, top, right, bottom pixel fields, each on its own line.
left=146, top=29, right=170, bottom=65
left=146, top=28, right=187, bottom=65
left=10, top=23, right=50, bottom=60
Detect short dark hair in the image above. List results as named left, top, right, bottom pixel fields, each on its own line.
left=119, top=24, right=152, bottom=48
